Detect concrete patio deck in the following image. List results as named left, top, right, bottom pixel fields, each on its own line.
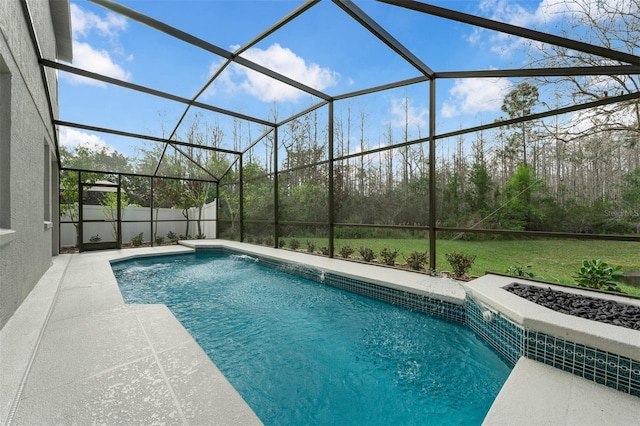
left=1, top=242, right=638, bottom=425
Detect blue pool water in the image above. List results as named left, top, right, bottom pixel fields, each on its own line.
left=112, top=253, right=511, bottom=425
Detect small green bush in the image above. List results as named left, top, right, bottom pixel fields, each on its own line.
left=445, top=252, right=476, bottom=277
left=289, top=238, right=300, bottom=250
left=357, top=247, right=375, bottom=262
left=506, top=263, right=535, bottom=278
left=405, top=251, right=427, bottom=270
left=575, top=259, right=623, bottom=291
left=131, top=232, right=144, bottom=247
left=320, top=246, right=330, bottom=256
left=155, top=236, right=165, bottom=245
left=166, top=231, right=178, bottom=242
left=255, top=236, right=264, bottom=245
left=264, top=236, right=274, bottom=246
left=89, top=234, right=101, bottom=243
left=340, top=246, right=354, bottom=258
left=306, top=241, right=315, bottom=253
left=380, top=248, right=398, bottom=266
left=278, top=239, right=286, bottom=248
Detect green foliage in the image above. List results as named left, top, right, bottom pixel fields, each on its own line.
left=357, top=247, right=375, bottom=262
left=254, top=236, right=264, bottom=245
left=289, top=238, right=300, bottom=250
left=100, top=192, right=129, bottom=241
left=575, top=259, right=624, bottom=291
left=306, top=241, right=315, bottom=253
left=339, top=246, right=354, bottom=258
left=130, top=232, right=144, bottom=247
left=497, top=164, right=544, bottom=230
left=166, top=231, right=178, bottom=242
left=320, top=246, right=330, bottom=256
left=278, top=239, right=286, bottom=248
left=155, top=236, right=165, bottom=245
left=506, top=263, right=535, bottom=279
left=89, top=234, right=101, bottom=243
left=405, top=251, right=427, bottom=270
left=380, top=248, right=398, bottom=266
left=264, top=236, right=274, bottom=246
left=195, top=233, right=206, bottom=239
left=445, top=252, right=476, bottom=277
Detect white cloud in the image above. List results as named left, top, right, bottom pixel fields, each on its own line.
left=63, top=41, right=132, bottom=86
left=387, top=98, right=428, bottom=129
left=71, top=3, right=127, bottom=39
left=65, top=3, right=131, bottom=86
left=441, top=102, right=458, bottom=119
left=442, top=78, right=513, bottom=117
left=59, top=127, right=115, bottom=152
left=208, top=43, right=339, bottom=102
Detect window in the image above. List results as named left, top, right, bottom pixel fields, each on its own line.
left=0, top=54, right=11, bottom=231
left=43, top=143, right=51, bottom=223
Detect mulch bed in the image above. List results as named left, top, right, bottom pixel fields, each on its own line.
left=505, top=283, right=640, bottom=330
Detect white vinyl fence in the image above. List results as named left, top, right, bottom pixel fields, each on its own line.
left=60, top=201, right=216, bottom=247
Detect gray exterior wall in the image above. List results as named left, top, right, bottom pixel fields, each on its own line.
left=0, top=0, right=68, bottom=330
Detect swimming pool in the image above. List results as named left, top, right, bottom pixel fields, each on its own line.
left=112, top=253, right=511, bottom=425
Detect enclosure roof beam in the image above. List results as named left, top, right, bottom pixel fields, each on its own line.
left=333, top=0, right=434, bottom=79
left=277, top=100, right=330, bottom=127
left=55, top=120, right=241, bottom=158
left=379, top=0, right=640, bottom=66
left=436, top=65, right=640, bottom=79
left=89, top=0, right=331, bottom=101
left=234, top=0, right=321, bottom=57
left=334, top=75, right=429, bottom=101
left=41, top=60, right=273, bottom=127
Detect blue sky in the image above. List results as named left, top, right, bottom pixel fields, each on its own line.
left=57, top=0, right=617, bottom=166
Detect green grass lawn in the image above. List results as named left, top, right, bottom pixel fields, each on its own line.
left=291, top=237, right=640, bottom=297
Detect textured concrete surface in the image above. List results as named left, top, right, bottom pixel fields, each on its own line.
left=1, top=246, right=261, bottom=425
left=484, top=357, right=640, bottom=425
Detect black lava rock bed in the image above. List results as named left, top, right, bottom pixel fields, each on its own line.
left=505, top=283, right=640, bottom=331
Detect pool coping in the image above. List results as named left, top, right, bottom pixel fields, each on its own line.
left=2, top=241, right=638, bottom=425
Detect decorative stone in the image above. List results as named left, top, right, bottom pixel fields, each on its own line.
left=505, top=283, right=640, bottom=330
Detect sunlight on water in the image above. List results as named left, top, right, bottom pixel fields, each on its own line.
left=112, top=253, right=511, bottom=426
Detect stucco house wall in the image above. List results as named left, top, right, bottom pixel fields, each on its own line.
left=0, top=0, right=72, bottom=330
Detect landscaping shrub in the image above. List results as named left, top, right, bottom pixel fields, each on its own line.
left=575, top=259, right=623, bottom=291
left=405, top=251, right=427, bottom=270
left=278, top=239, right=286, bottom=248
left=89, top=234, right=101, bottom=243
left=166, top=231, right=178, bottom=242
left=506, top=263, right=535, bottom=278
left=264, top=236, right=274, bottom=246
left=445, top=252, right=476, bottom=277
left=357, top=247, right=375, bottom=262
left=131, top=232, right=144, bottom=247
left=289, top=238, right=300, bottom=250
left=155, top=236, right=165, bottom=245
left=306, top=241, right=315, bottom=253
left=320, top=246, right=330, bottom=256
left=380, top=248, right=398, bottom=266
left=340, top=246, right=354, bottom=258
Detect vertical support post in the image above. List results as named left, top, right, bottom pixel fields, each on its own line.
left=117, top=174, right=122, bottom=249
left=428, top=78, right=437, bottom=271
left=78, top=171, right=84, bottom=252
left=215, top=182, right=219, bottom=239
left=273, top=125, right=279, bottom=248
left=150, top=177, right=154, bottom=247
left=328, top=101, right=335, bottom=258
left=239, top=154, right=244, bottom=242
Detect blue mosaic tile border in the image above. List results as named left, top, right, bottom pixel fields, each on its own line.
left=322, top=273, right=466, bottom=323
left=465, top=297, right=524, bottom=366
left=524, top=331, right=640, bottom=397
